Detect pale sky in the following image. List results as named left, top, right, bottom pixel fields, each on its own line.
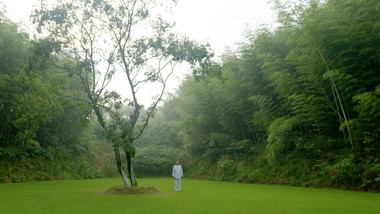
left=174, top=0, right=275, bottom=56
left=1, top=0, right=276, bottom=106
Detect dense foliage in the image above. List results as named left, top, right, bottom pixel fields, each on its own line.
left=136, top=0, right=379, bottom=191
left=0, top=12, right=105, bottom=182
left=1, top=0, right=379, bottom=192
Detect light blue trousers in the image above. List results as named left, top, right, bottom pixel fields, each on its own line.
left=174, top=179, right=181, bottom=191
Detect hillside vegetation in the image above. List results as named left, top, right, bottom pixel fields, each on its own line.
left=0, top=0, right=379, bottom=191
left=133, top=0, right=380, bottom=191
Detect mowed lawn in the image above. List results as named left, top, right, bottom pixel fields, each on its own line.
left=0, top=178, right=379, bottom=214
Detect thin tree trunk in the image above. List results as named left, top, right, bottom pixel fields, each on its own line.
left=310, top=37, right=353, bottom=148
left=126, top=152, right=137, bottom=186
left=130, top=163, right=137, bottom=186
left=114, top=147, right=131, bottom=187
left=22, top=124, right=29, bottom=147
left=1, top=110, right=12, bottom=143
left=0, top=125, right=6, bottom=142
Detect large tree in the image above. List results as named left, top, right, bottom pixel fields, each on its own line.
left=33, top=0, right=211, bottom=187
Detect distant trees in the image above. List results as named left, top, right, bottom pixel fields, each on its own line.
left=0, top=12, right=90, bottom=156
left=139, top=0, right=379, bottom=190
left=0, top=11, right=99, bottom=183
left=133, top=99, right=185, bottom=176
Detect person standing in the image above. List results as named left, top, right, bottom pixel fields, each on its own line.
left=172, top=160, right=183, bottom=191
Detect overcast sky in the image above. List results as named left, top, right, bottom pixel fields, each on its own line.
left=1, top=0, right=277, bottom=105
left=173, top=0, right=276, bottom=56
left=2, top=0, right=276, bottom=56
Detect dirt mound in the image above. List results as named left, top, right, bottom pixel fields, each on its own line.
left=104, top=185, right=162, bottom=195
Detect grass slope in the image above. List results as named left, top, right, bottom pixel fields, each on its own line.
left=0, top=178, right=379, bottom=213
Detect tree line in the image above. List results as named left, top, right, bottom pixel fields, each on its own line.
left=0, top=0, right=378, bottom=191
left=136, top=0, right=379, bottom=191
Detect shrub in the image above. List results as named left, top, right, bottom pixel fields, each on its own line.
left=216, top=156, right=236, bottom=181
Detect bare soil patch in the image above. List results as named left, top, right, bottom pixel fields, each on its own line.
left=103, top=185, right=162, bottom=195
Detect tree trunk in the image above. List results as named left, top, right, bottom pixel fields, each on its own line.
left=126, top=152, right=138, bottom=186
left=130, top=163, right=138, bottom=186
left=310, top=37, right=354, bottom=148
left=114, top=147, right=131, bottom=187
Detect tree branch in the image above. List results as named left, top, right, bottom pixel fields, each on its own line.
left=134, top=61, right=178, bottom=139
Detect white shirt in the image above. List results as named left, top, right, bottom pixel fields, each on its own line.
left=172, top=164, right=183, bottom=179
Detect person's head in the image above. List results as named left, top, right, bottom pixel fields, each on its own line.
left=176, top=160, right=179, bottom=165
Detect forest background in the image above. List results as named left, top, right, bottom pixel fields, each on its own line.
left=0, top=0, right=379, bottom=192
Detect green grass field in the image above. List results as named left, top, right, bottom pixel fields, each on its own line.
left=0, top=178, right=379, bottom=213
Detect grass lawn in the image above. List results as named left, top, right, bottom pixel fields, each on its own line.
left=0, top=177, right=379, bottom=213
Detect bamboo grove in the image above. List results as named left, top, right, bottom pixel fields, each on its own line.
left=137, top=0, right=379, bottom=191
